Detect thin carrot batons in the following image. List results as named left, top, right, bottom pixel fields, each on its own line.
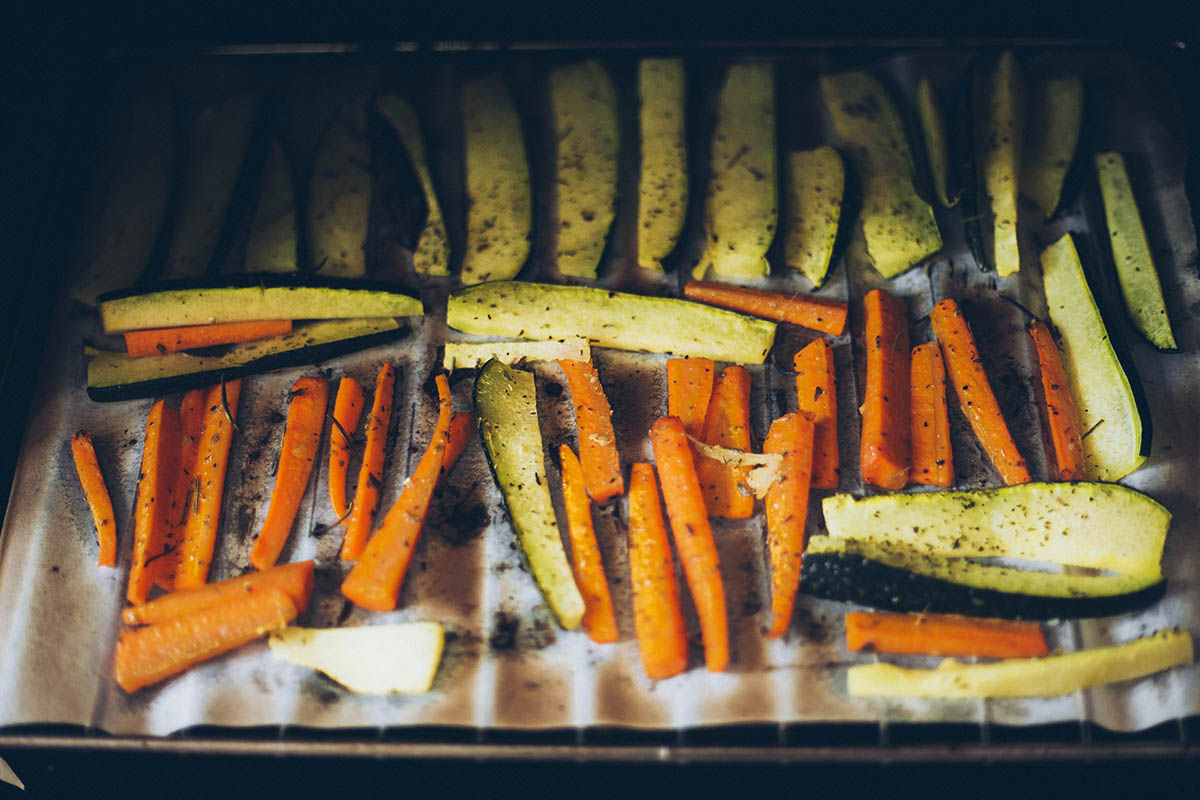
left=793, top=338, right=838, bottom=489
left=328, top=376, right=366, bottom=520
left=860, top=289, right=911, bottom=490
left=909, top=341, right=953, bottom=487
left=441, top=411, right=475, bottom=476
left=1028, top=320, right=1086, bottom=481
left=124, top=319, right=293, bottom=357
left=70, top=430, right=118, bottom=568
left=684, top=280, right=848, bottom=336
left=558, top=358, right=624, bottom=502
left=666, top=357, right=715, bottom=439
left=763, top=411, right=814, bottom=638
left=341, top=362, right=397, bottom=561
left=123, top=560, right=314, bottom=626
left=845, top=611, right=1048, bottom=659
left=695, top=365, right=754, bottom=519
left=129, top=401, right=182, bottom=603
left=559, top=445, right=619, bottom=643
left=159, top=388, right=207, bottom=591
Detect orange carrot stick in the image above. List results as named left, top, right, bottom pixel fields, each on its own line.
left=558, top=358, right=624, bottom=502
left=844, top=611, right=1049, bottom=658
left=683, top=280, right=848, bottom=335
left=114, top=587, right=297, bottom=693
left=440, top=411, right=474, bottom=476
left=559, top=444, right=619, bottom=643
left=124, top=319, right=293, bottom=357
left=793, top=338, right=838, bottom=490
left=649, top=415, right=729, bottom=673
left=1028, top=320, right=1086, bottom=481
left=341, top=375, right=452, bottom=611
left=250, top=377, right=330, bottom=570
left=909, top=342, right=953, bottom=487
left=341, top=362, right=396, bottom=561
left=128, top=401, right=182, bottom=603
left=695, top=365, right=754, bottom=519
left=123, top=560, right=315, bottom=627
left=176, top=379, right=241, bottom=588
left=930, top=298, right=1031, bottom=485
left=762, top=411, right=814, bottom=639
left=328, top=376, right=366, bottom=519
left=158, top=388, right=206, bottom=590
left=667, top=357, right=715, bottom=439
left=627, top=462, right=689, bottom=679
left=70, top=430, right=118, bottom=568
left=860, top=289, right=911, bottom=490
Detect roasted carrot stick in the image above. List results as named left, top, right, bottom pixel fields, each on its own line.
left=627, top=462, right=688, bottom=679
left=909, top=342, right=953, bottom=487
left=558, top=444, right=619, bottom=643
left=762, top=411, right=814, bottom=639
left=441, top=411, right=474, bottom=476
left=328, top=376, right=366, bottom=520
left=341, top=375, right=452, bottom=611
left=250, top=377, right=330, bottom=570
left=176, top=379, right=241, bottom=588
left=683, top=280, right=848, bottom=335
left=70, top=430, right=118, bottom=568
left=558, top=358, right=624, bottom=502
left=114, top=587, right=297, bottom=693
left=793, top=338, right=838, bottom=490
left=650, top=415, right=729, bottom=673
left=930, top=298, right=1030, bottom=485
left=124, top=319, right=293, bottom=357
left=128, top=401, right=182, bottom=603
left=695, top=365, right=754, bottom=518
left=341, top=363, right=396, bottom=561
left=844, top=611, right=1048, bottom=658
left=860, top=289, right=911, bottom=490
left=158, top=388, right=206, bottom=590
left=123, top=560, right=315, bottom=626
left=667, top=357, right=716, bottom=439
left=1028, top=320, right=1086, bottom=481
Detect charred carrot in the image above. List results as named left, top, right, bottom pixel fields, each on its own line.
left=341, top=375, right=452, bottom=611
left=341, top=363, right=396, bottom=561
left=793, top=338, right=838, bottom=489
left=909, top=342, right=953, bottom=487
left=441, top=411, right=474, bottom=476
left=844, top=610, right=1048, bottom=658
left=559, top=444, right=619, bottom=643
left=695, top=365, right=754, bottom=518
left=176, top=379, right=241, bottom=588
left=70, top=430, right=118, bottom=568
left=683, top=280, right=848, bottom=335
left=860, top=289, right=911, bottom=490
left=124, top=319, right=293, bottom=357
left=1028, top=320, right=1086, bottom=481
left=123, top=560, right=315, bottom=626
left=667, top=357, right=716, bottom=439
left=627, top=462, right=688, bottom=679
left=558, top=358, right=624, bottom=502
left=762, top=411, right=814, bottom=639
left=650, top=415, right=729, bottom=673
left=114, top=587, right=297, bottom=693
left=128, top=401, right=182, bottom=603
left=328, top=376, right=366, bottom=520
left=158, top=388, right=206, bottom=590
left=250, top=377, right=330, bottom=570
left=930, top=298, right=1030, bottom=485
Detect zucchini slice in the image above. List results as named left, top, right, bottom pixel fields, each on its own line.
left=269, top=622, right=444, bottom=694
left=974, top=51, right=1026, bottom=277
left=783, top=146, right=844, bottom=288
left=916, top=78, right=957, bottom=208
left=243, top=138, right=298, bottom=273
left=443, top=337, right=590, bottom=371
left=308, top=96, right=371, bottom=278
left=1020, top=76, right=1084, bottom=221
left=474, top=359, right=585, bottom=629
left=1095, top=151, right=1177, bottom=351
left=636, top=58, right=688, bottom=271
left=693, top=62, right=777, bottom=280
left=447, top=281, right=776, bottom=364
left=550, top=60, right=619, bottom=279
left=1041, top=233, right=1146, bottom=480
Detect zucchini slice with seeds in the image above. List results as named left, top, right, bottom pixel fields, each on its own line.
left=783, top=146, right=843, bottom=288
left=636, top=58, right=688, bottom=271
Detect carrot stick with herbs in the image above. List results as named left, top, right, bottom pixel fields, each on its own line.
left=328, top=376, right=366, bottom=519
left=124, top=319, right=292, bottom=357
left=844, top=610, right=1048, bottom=658
left=909, top=341, right=953, bottom=487
left=695, top=365, right=754, bottom=519
left=793, top=338, right=838, bottom=489
left=762, top=411, right=814, bottom=639
left=341, top=374, right=452, bottom=611
left=158, top=388, right=206, bottom=590
left=128, top=401, right=182, bottom=603
left=667, top=357, right=715, bottom=439
left=860, top=289, right=911, bottom=490
left=123, top=560, right=315, bottom=626
left=684, top=280, right=848, bottom=335
left=70, top=430, right=118, bottom=568
left=340, top=363, right=396, bottom=561
left=650, top=415, right=729, bottom=673
left=250, top=377, right=330, bottom=570
left=440, top=411, right=474, bottom=476
left=558, top=358, right=624, bottom=502
left=930, top=298, right=1030, bottom=485
left=1028, top=319, right=1086, bottom=481
left=559, top=444, right=619, bottom=643
left=627, top=462, right=688, bottom=679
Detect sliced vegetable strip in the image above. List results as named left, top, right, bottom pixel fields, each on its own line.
left=793, top=338, right=838, bottom=489
left=441, top=411, right=475, bottom=476
left=559, top=445, right=619, bottom=643
left=70, top=430, right=118, bottom=568
left=123, top=560, right=316, bottom=626
left=328, top=376, right=366, bottom=519
left=159, top=388, right=206, bottom=590
left=1028, top=320, right=1086, bottom=481
left=124, top=319, right=293, bottom=357
left=845, top=610, right=1048, bottom=658
left=341, top=362, right=396, bottom=561
left=558, top=358, right=624, bottom=502
left=650, top=415, right=729, bottom=672
left=250, top=377, right=330, bottom=570
left=930, top=299, right=1030, bottom=485
left=627, top=462, right=689, bottom=679
left=683, top=280, right=848, bottom=335
left=695, top=365, right=754, bottom=519
left=340, top=375, right=452, bottom=611
left=666, top=357, right=715, bottom=439
left=860, top=289, right=911, bottom=490
left=909, top=342, right=953, bottom=487
left=129, top=401, right=182, bottom=603
left=763, top=411, right=814, bottom=638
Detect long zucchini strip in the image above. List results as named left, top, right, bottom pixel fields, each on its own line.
left=636, top=58, right=688, bottom=271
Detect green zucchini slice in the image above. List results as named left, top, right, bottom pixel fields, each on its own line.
left=474, top=359, right=585, bottom=629
left=783, top=146, right=844, bottom=288
left=916, top=78, right=957, bottom=208
left=1021, top=76, right=1084, bottom=221
left=443, top=337, right=590, bottom=371
left=308, top=96, right=371, bottom=278
left=636, top=58, right=688, bottom=271
left=243, top=138, right=298, bottom=273
left=974, top=51, right=1025, bottom=277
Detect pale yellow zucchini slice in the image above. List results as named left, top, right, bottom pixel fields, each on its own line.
left=269, top=623, right=444, bottom=694
left=916, top=78, right=956, bottom=207
left=783, top=146, right=844, bottom=287
left=308, top=96, right=371, bottom=278
left=242, top=138, right=297, bottom=273
left=1021, top=75, right=1083, bottom=220
left=975, top=51, right=1025, bottom=277
left=636, top=57, right=688, bottom=271
left=443, top=337, right=590, bottom=371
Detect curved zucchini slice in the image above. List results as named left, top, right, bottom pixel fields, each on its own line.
left=447, top=281, right=776, bottom=364
left=443, top=337, right=590, bottom=371
left=974, top=51, right=1026, bottom=277
left=636, top=58, right=688, bottom=271
left=243, top=138, right=298, bottom=274
left=783, top=146, right=843, bottom=288
left=916, top=78, right=957, bottom=208
left=308, top=96, right=371, bottom=278
left=474, top=359, right=585, bottom=629
left=1021, top=76, right=1084, bottom=221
